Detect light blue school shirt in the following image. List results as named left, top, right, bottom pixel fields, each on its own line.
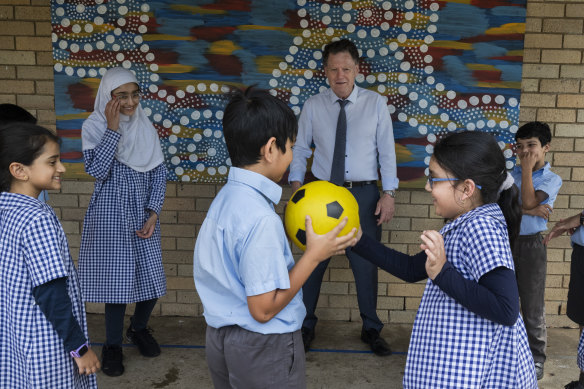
left=289, top=86, right=399, bottom=191
left=511, top=162, right=562, bottom=235
left=193, top=167, right=305, bottom=334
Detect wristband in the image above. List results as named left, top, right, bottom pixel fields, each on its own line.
left=70, top=342, right=89, bottom=358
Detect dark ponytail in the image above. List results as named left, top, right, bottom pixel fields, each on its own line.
left=0, top=123, right=59, bottom=192
left=432, top=131, right=521, bottom=247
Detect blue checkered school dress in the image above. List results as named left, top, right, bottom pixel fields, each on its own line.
left=78, top=130, right=167, bottom=303
left=404, top=203, right=537, bottom=389
left=578, top=329, right=584, bottom=370
left=0, top=193, right=97, bottom=388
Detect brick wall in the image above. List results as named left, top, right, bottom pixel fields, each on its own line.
left=0, top=0, right=582, bottom=327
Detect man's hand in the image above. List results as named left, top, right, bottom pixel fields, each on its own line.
left=375, top=193, right=395, bottom=225
left=543, top=213, right=581, bottom=245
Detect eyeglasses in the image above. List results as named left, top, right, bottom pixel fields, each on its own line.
left=113, top=92, right=142, bottom=102
left=427, top=175, right=482, bottom=190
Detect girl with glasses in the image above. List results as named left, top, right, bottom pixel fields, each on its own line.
left=79, top=67, right=167, bottom=377
left=350, top=131, right=537, bottom=388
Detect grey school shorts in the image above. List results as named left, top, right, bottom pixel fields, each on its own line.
left=205, top=325, right=306, bottom=389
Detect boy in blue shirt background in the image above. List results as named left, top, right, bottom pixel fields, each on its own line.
left=193, top=87, right=357, bottom=388
left=511, top=121, right=563, bottom=380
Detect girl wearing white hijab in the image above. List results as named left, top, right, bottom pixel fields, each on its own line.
left=79, top=67, right=167, bottom=377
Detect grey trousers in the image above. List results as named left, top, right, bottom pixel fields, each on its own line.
left=513, top=233, right=547, bottom=363
left=205, top=325, right=306, bottom=389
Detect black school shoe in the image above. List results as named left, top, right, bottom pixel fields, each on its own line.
left=126, top=326, right=161, bottom=357
left=565, top=381, right=584, bottom=389
left=101, top=344, right=124, bottom=377
left=361, top=328, right=392, bottom=356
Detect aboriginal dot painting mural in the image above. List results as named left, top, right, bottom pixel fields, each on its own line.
left=51, top=0, right=526, bottom=187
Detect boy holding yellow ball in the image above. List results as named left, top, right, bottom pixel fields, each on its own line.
left=193, top=87, right=357, bottom=388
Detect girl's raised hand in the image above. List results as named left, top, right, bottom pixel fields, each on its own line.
left=304, top=216, right=357, bottom=261
left=420, top=230, right=446, bottom=280
left=73, top=348, right=100, bottom=375
left=136, top=211, right=157, bottom=239
left=105, top=98, right=121, bottom=131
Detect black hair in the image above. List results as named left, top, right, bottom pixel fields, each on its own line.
left=0, top=103, right=37, bottom=125
left=515, top=121, right=551, bottom=146
left=222, top=86, right=297, bottom=168
left=0, top=123, right=59, bottom=192
left=432, top=131, right=521, bottom=246
left=322, top=39, right=359, bottom=67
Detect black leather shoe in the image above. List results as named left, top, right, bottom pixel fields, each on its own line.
left=301, top=327, right=315, bottom=353
left=101, top=344, right=124, bottom=377
left=361, top=328, right=392, bottom=356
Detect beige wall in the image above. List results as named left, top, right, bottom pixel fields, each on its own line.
left=1, top=0, right=582, bottom=327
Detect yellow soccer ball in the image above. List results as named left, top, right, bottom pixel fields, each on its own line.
left=285, top=181, right=360, bottom=251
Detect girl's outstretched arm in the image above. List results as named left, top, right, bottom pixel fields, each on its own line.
left=421, top=230, right=520, bottom=326
left=350, top=232, right=427, bottom=283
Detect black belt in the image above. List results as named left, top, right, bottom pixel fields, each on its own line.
left=342, top=180, right=377, bottom=188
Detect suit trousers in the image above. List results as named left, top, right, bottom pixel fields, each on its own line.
left=302, top=183, right=383, bottom=332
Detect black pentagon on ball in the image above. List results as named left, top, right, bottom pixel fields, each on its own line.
left=296, top=229, right=306, bottom=246
left=326, top=201, right=344, bottom=219
left=291, top=189, right=305, bottom=204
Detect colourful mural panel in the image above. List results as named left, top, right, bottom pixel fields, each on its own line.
left=51, top=0, right=526, bottom=187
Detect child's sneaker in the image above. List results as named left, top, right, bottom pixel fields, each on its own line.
left=126, top=326, right=161, bottom=357
left=101, top=344, right=124, bottom=377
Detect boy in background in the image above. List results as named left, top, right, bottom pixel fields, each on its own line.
left=193, top=87, right=356, bottom=388
left=511, top=121, right=563, bottom=380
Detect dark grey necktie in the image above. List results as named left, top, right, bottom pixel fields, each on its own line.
left=330, top=99, right=349, bottom=186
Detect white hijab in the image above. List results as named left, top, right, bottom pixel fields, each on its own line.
left=82, top=67, right=164, bottom=172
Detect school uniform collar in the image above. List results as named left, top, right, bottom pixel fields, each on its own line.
left=0, top=192, right=48, bottom=210
left=440, top=203, right=506, bottom=237
left=513, top=161, right=551, bottom=178
left=227, top=167, right=282, bottom=206
left=326, top=85, right=359, bottom=106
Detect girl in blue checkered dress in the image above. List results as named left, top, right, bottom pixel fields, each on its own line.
left=0, top=124, right=99, bottom=388
left=78, top=67, right=167, bottom=376
left=352, top=131, right=537, bottom=388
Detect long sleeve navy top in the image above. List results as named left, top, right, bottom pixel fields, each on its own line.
left=351, top=233, right=520, bottom=326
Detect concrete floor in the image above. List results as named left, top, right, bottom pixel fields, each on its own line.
left=87, top=314, right=581, bottom=388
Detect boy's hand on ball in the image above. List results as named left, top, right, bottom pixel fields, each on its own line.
left=304, top=216, right=357, bottom=260
left=420, top=230, right=446, bottom=280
